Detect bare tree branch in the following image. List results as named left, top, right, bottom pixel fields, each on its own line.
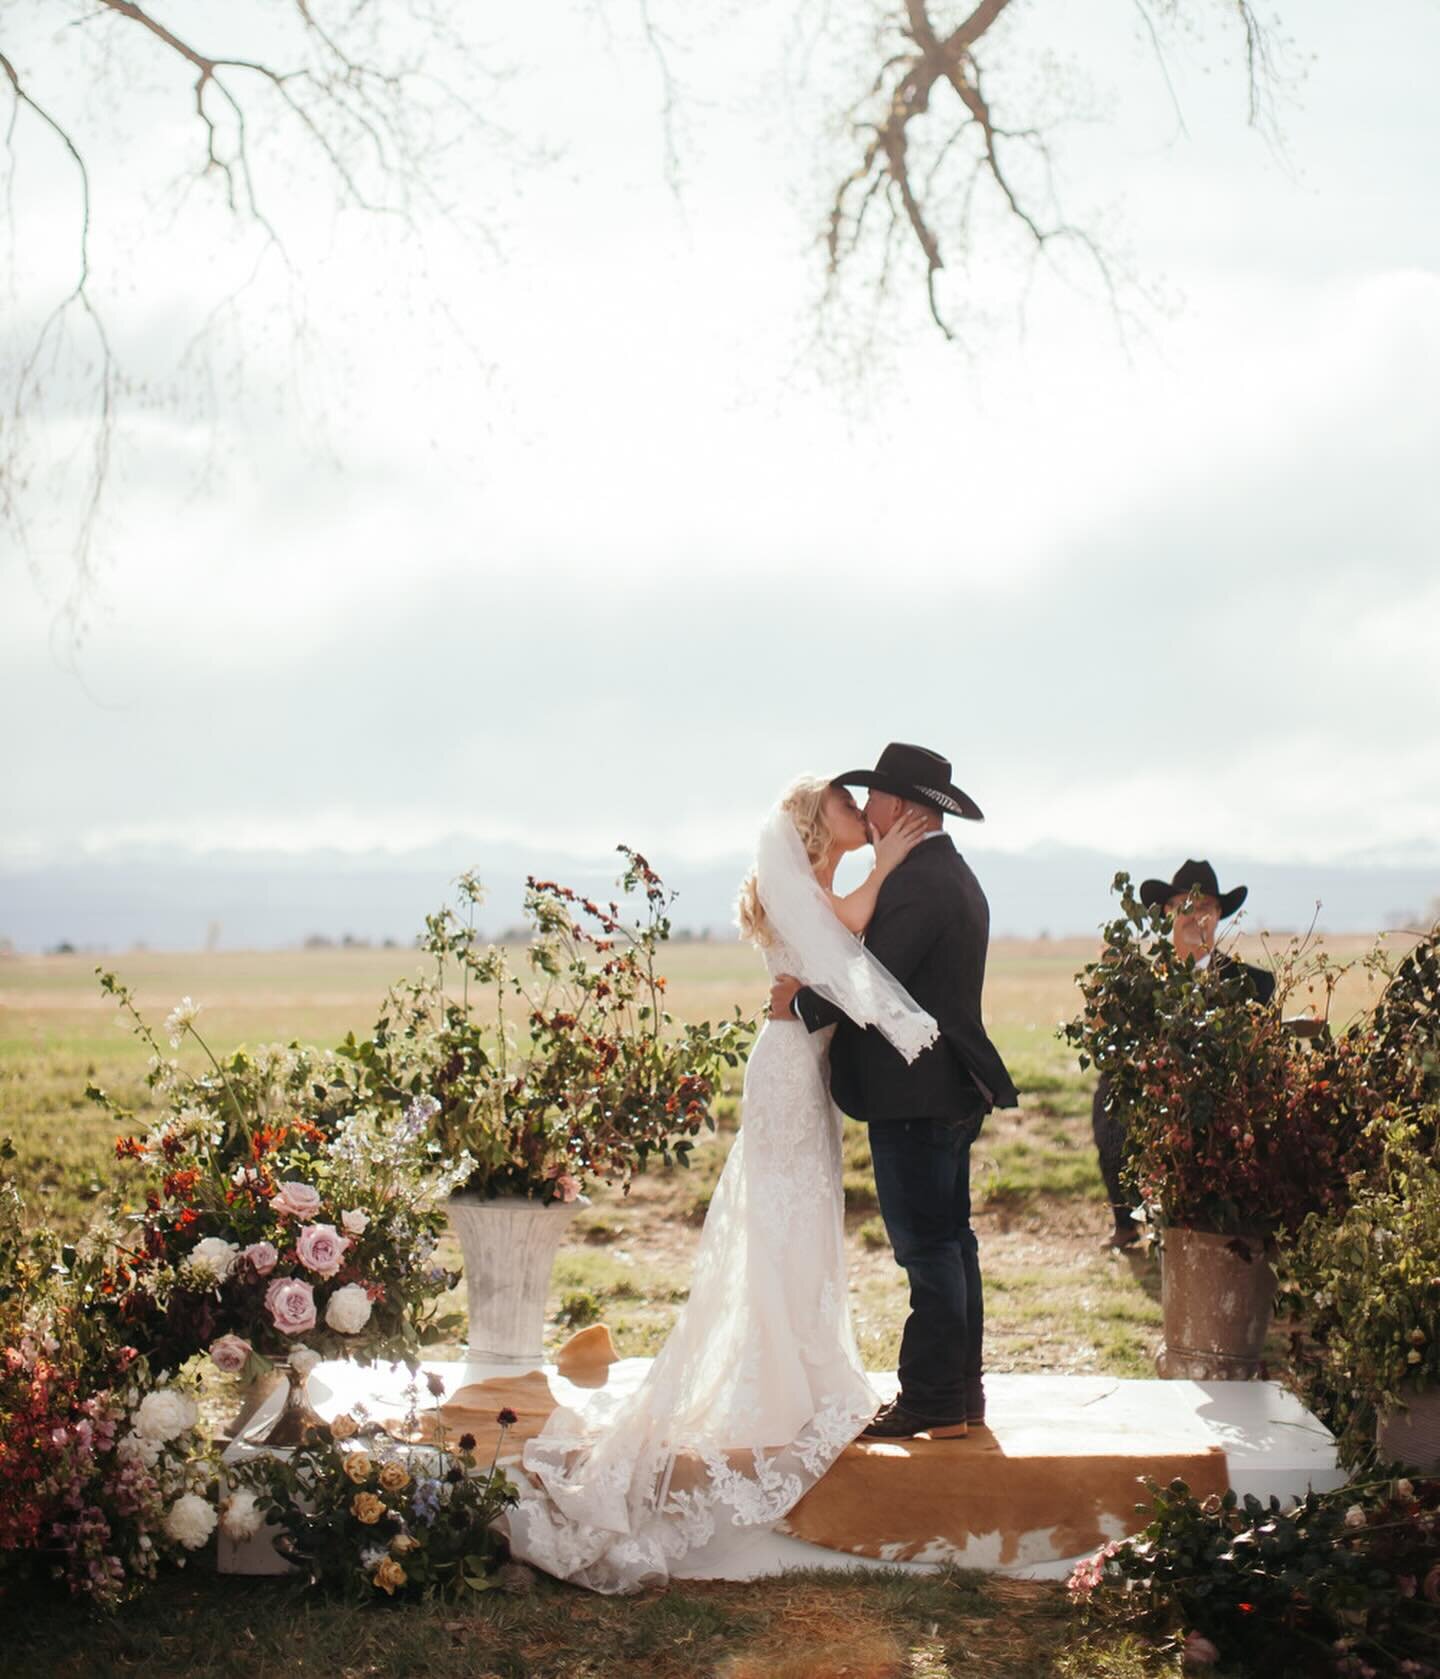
left=823, top=0, right=1287, bottom=342
left=1, top=1, right=506, bottom=621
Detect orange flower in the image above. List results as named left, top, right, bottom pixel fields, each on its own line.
left=378, top=1461, right=411, bottom=1494
left=351, top=1491, right=384, bottom=1525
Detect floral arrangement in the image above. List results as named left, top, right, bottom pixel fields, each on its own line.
left=1063, top=875, right=1385, bottom=1236
left=1, top=1151, right=217, bottom=1608
left=332, top=851, right=755, bottom=1202
left=236, top=1380, right=516, bottom=1600
left=1069, top=1474, right=1440, bottom=1676
left=0, top=847, right=756, bottom=1609
left=88, top=974, right=472, bottom=1381
left=1281, top=1118, right=1440, bottom=1464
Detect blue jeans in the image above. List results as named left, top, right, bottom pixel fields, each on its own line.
left=868, top=1110, right=985, bottom=1420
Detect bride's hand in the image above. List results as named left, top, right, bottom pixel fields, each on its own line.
left=872, top=812, right=932, bottom=875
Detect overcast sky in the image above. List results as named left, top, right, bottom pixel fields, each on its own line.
left=3, top=0, right=1438, bottom=882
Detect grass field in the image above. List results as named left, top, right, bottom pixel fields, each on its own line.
left=0, top=933, right=1391, bottom=1676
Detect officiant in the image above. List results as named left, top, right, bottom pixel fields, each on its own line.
left=1093, top=859, right=1277, bottom=1250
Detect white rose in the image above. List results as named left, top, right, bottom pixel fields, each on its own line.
left=289, top=1345, right=322, bottom=1378
left=135, top=1387, right=200, bottom=1442
left=324, top=1283, right=373, bottom=1335
left=115, top=1429, right=161, bottom=1468
left=219, top=1489, right=264, bottom=1542
left=163, top=1492, right=217, bottom=1550
left=1344, top=1503, right=1367, bottom=1528
left=341, top=1208, right=369, bottom=1236
left=188, top=1237, right=239, bottom=1282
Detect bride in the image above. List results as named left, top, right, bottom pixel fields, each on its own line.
left=501, top=777, right=939, bottom=1593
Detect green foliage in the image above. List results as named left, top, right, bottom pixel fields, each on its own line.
left=858, top=1216, right=889, bottom=1251
left=556, top=1288, right=602, bottom=1328
left=1070, top=1474, right=1440, bottom=1676
left=1282, top=1117, right=1440, bottom=1460
left=1367, top=931, right=1440, bottom=1109
left=332, top=852, right=758, bottom=1202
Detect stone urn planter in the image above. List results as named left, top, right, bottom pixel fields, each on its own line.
left=1377, top=1389, right=1440, bottom=1471
left=1156, top=1227, right=1277, bottom=1380
left=445, top=1195, right=581, bottom=1365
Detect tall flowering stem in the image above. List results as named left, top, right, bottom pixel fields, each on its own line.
left=334, top=849, right=757, bottom=1203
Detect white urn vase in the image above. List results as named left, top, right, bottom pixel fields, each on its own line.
left=445, top=1194, right=580, bottom=1365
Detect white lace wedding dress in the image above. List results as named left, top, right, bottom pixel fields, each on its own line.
left=501, top=806, right=937, bottom=1594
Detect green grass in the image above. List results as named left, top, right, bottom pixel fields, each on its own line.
left=2, top=1564, right=1103, bottom=1679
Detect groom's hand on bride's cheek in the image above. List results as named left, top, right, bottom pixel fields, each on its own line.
left=769, top=976, right=802, bottom=1021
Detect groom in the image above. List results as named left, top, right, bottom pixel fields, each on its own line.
left=769, top=742, right=1018, bottom=1441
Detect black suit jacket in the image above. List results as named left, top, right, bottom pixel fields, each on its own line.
left=794, top=834, right=1019, bottom=1122
left=1210, top=950, right=1277, bottom=1006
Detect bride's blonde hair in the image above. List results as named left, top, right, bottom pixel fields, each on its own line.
left=736, top=776, right=837, bottom=947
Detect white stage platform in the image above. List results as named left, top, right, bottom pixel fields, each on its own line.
left=221, top=1357, right=1344, bottom=1583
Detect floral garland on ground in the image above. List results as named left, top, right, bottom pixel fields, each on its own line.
left=234, top=1379, right=517, bottom=1601
left=1069, top=1475, right=1440, bottom=1677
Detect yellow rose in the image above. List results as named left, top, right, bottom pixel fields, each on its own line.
left=331, top=1414, right=359, bottom=1442
left=351, top=1491, right=385, bottom=1525
left=378, top=1460, right=411, bottom=1494
left=342, top=1452, right=373, bottom=1484
left=372, top=1557, right=407, bottom=1596
left=390, top=1533, right=420, bottom=1556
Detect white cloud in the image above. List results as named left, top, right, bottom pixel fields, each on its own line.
left=3, top=0, right=1439, bottom=881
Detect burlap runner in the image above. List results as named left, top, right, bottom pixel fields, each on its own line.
left=432, top=1328, right=1229, bottom=1566
left=779, top=1427, right=1228, bottom=1566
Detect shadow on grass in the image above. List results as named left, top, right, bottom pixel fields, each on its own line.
left=1, top=1562, right=1126, bottom=1679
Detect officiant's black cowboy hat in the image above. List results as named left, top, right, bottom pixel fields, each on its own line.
left=1139, top=859, right=1248, bottom=920
left=832, top=742, right=984, bottom=822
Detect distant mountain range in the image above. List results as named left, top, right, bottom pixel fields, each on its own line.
left=3, top=839, right=1437, bottom=953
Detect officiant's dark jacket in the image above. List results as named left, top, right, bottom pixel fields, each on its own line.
left=1209, top=951, right=1277, bottom=1006
left=794, top=834, right=1019, bottom=1121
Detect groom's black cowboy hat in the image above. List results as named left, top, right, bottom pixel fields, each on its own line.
left=1139, top=859, right=1248, bottom=920
left=832, top=742, right=984, bottom=822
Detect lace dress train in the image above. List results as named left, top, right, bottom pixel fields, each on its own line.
left=501, top=945, right=877, bottom=1594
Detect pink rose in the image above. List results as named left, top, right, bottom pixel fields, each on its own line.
left=270, top=1181, right=322, bottom=1221
left=208, top=1334, right=252, bottom=1374
left=340, top=1208, right=368, bottom=1236
left=295, top=1223, right=350, bottom=1279
left=264, top=1276, right=317, bottom=1336
left=241, top=1241, right=279, bottom=1277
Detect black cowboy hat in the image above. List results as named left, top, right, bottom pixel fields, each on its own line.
left=1139, top=859, right=1248, bottom=920
left=832, top=742, right=984, bottom=822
